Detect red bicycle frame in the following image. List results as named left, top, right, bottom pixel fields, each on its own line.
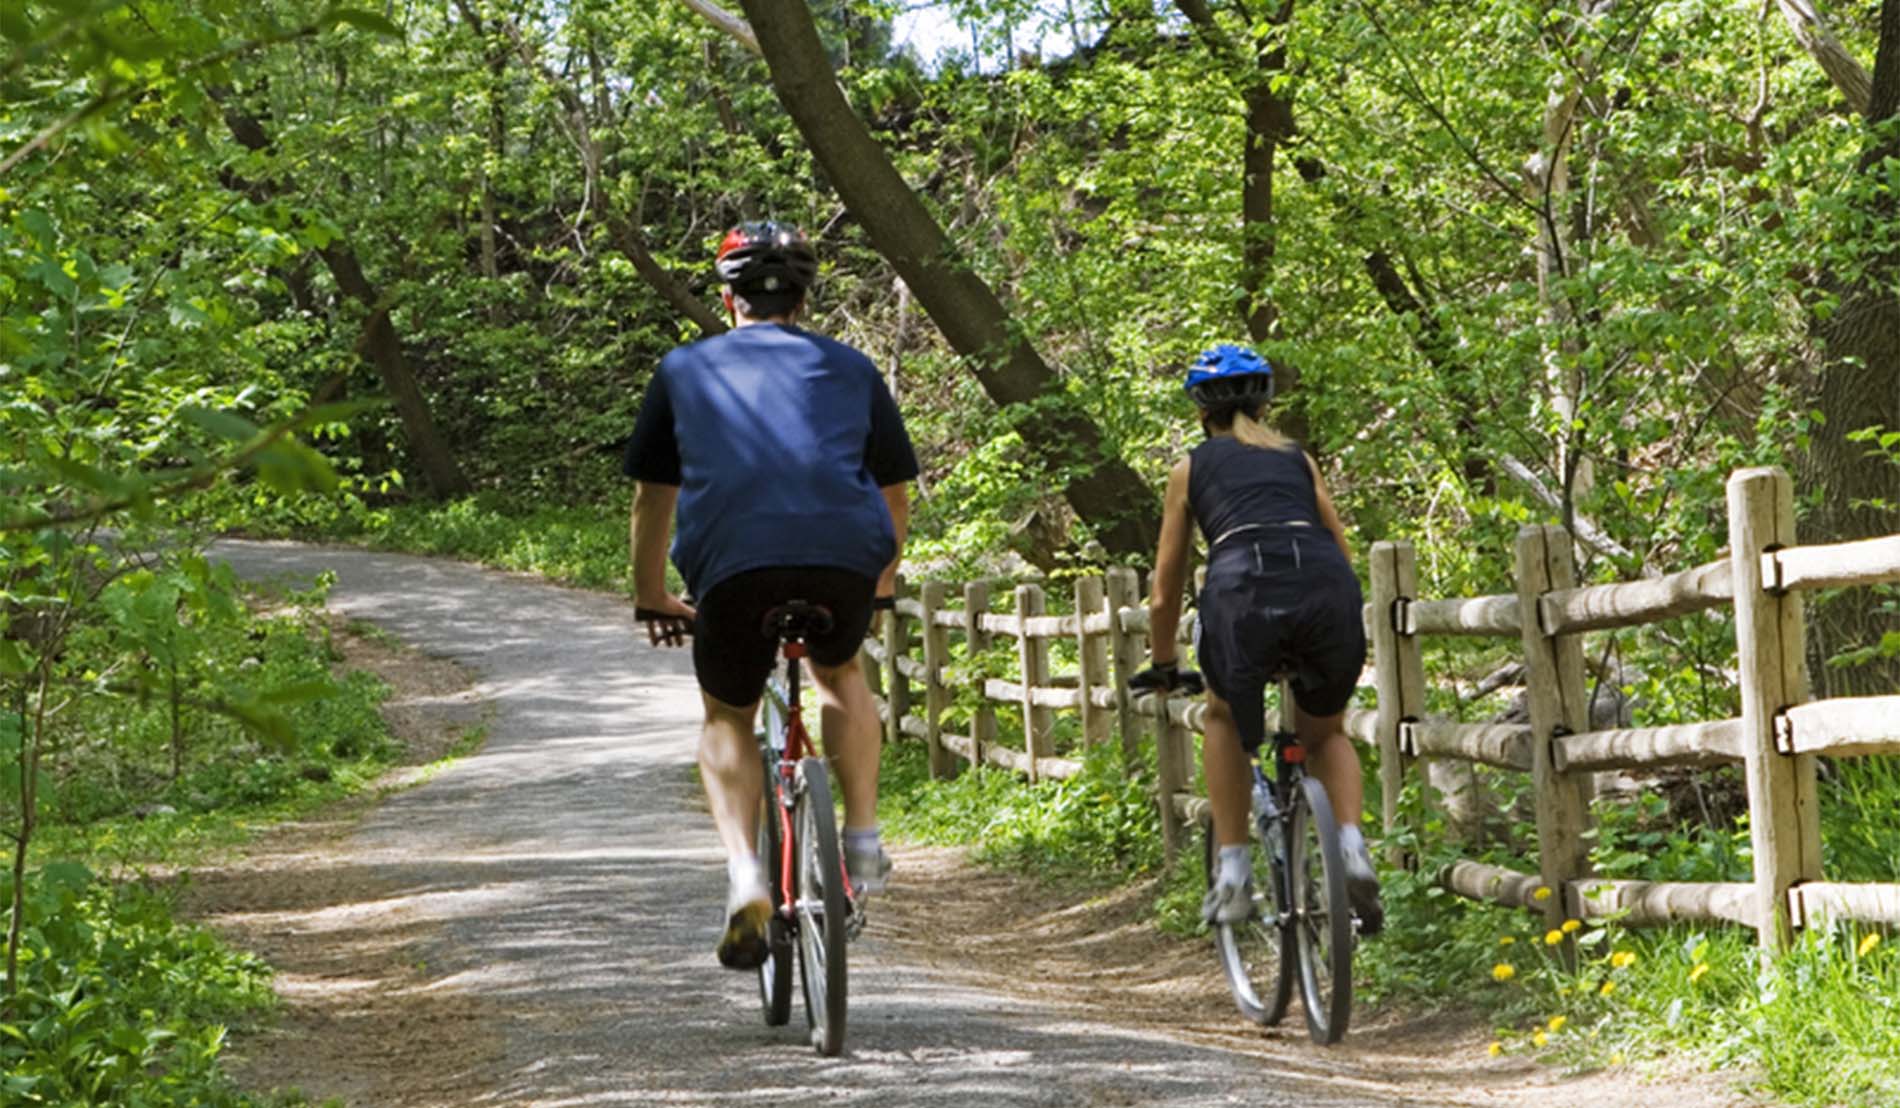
left=770, top=638, right=812, bottom=916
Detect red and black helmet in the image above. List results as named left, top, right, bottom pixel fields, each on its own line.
left=714, top=221, right=818, bottom=294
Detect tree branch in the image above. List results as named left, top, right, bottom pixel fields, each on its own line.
left=1498, top=453, right=1650, bottom=571
left=678, top=0, right=762, bottom=57
left=1776, top=0, right=1873, bottom=116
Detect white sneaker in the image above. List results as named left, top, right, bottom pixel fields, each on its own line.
left=1202, top=877, right=1254, bottom=925
left=718, top=867, right=772, bottom=969
left=1338, top=828, right=1384, bottom=935
left=845, top=844, right=893, bottom=900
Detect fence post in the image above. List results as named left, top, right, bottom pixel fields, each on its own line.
left=920, top=580, right=954, bottom=780
left=1514, top=525, right=1593, bottom=937
left=1727, top=467, right=1821, bottom=951
left=1105, top=567, right=1143, bottom=768
left=1075, top=574, right=1111, bottom=748
left=883, top=574, right=910, bottom=748
left=1016, top=583, right=1053, bottom=781
left=1154, top=690, right=1188, bottom=865
left=1368, top=542, right=1418, bottom=863
left=964, top=579, right=995, bottom=771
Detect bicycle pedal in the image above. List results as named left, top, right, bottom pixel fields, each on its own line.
left=844, top=904, right=867, bottom=940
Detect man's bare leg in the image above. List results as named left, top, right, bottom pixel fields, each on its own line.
left=700, top=692, right=772, bottom=966
left=810, top=656, right=880, bottom=829
left=810, top=655, right=889, bottom=894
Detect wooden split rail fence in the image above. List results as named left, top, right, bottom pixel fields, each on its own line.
left=861, top=466, right=1900, bottom=951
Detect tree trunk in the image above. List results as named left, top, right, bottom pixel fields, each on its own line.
left=1294, top=155, right=1493, bottom=491
left=222, top=107, right=474, bottom=498
left=735, top=0, right=1158, bottom=556
left=1173, top=1, right=1307, bottom=442
left=1801, top=0, right=1900, bottom=695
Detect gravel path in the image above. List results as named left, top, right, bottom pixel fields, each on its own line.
left=210, top=541, right=1744, bottom=1108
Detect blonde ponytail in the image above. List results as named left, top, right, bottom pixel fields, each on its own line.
left=1230, top=407, right=1291, bottom=451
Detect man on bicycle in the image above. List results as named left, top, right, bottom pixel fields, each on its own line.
left=624, top=221, right=918, bottom=969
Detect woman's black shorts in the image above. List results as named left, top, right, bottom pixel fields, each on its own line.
left=693, top=566, right=876, bottom=707
left=1194, top=533, right=1366, bottom=750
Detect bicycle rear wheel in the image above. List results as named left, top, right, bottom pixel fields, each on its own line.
left=755, top=752, right=793, bottom=1027
left=1205, top=804, right=1293, bottom=1026
left=794, top=757, right=848, bottom=1055
left=1290, top=774, right=1354, bottom=1044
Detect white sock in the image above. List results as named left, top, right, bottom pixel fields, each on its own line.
left=728, top=852, right=763, bottom=888
left=843, top=826, right=880, bottom=855
left=1217, top=844, right=1251, bottom=888
left=1338, top=824, right=1368, bottom=856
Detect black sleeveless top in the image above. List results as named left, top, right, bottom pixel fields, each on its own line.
left=1186, top=436, right=1321, bottom=548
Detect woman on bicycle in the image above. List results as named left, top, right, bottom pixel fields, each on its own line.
left=1131, top=344, right=1381, bottom=932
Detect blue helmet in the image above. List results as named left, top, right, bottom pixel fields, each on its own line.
left=1184, top=344, right=1274, bottom=409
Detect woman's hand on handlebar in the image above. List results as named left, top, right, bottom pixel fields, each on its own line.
left=1129, top=659, right=1204, bottom=696
left=635, top=594, right=696, bottom=648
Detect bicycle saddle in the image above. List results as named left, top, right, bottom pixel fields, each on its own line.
left=761, top=600, right=835, bottom=641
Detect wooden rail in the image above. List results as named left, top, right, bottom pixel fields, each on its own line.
left=858, top=466, right=1900, bottom=952
left=1538, top=559, right=1732, bottom=635
left=1552, top=718, right=1745, bottom=772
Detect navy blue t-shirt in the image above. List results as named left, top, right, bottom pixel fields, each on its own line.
left=623, top=323, right=920, bottom=599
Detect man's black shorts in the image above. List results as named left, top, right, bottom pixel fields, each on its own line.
left=693, top=567, right=877, bottom=707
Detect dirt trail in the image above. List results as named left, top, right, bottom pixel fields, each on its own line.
left=195, top=540, right=1761, bottom=1107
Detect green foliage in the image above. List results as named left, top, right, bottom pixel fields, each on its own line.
left=0, top=868, right=274, bottom=1106
left=879, top=739, right=1162, bottom=880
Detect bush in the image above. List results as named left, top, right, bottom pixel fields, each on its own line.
left=0, top=866, right=274, bottom=1106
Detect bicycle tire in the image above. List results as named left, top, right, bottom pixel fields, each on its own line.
left=794, top=757, right=848, bottom=1056
left=1205, top=801, right=1293, bottom=1026
left=755, top=751, right=793, bottom=1027
left=1290, top=774, right=1354, bottom=1044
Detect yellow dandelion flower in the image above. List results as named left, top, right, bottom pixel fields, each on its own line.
left=1689, top=962, right=1710, bottom=984
left=1859, top=932, right=1882, bottom=957
left=1548, top=1015, right=1568, bottom=1033
left=1562, top=919, right=1582, bottom=934
left=1545, top=929, right=1565, bottom=946
left=1610, top=950, right=1636, bottom=969
left=1488, top=1041, right=1504, bottom=1057
left=1533, top=886, right=1553, bottom=901
left=1533, top=1030, right=1549, bottom=1048
left=1611, top=1052, right=1626, bottom=1065
left=1600, top=980, right=1617, bottom=997
left=1499, top=936, right=1517, bottom=946
left=1492, top=963, right=1517, bottom=982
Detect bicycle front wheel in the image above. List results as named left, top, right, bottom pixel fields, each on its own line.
left=1290, top=774, right=1354, bottom=1044
left=793, top=757, right=848, bottom=1056
left=1206, top=816, right=1293, bottom=1026
left=756, top=752, right=793, bottom=1027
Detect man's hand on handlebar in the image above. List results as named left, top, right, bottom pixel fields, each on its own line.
left=635, top=594, right=696, bottom=648
left=1129, top=659, right=1205, bottom=696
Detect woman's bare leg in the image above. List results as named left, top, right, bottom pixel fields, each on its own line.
left=1202, top=691, right=1254, bottom=847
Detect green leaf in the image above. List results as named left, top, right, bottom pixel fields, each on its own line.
left=37, top=861, right=93, bottom=894
left=258, top=678, right=335, bottom=705
left=0, top=638, right=26, bottom=676
left=330, top=8, right=404, bottom=36
left=178, top=406, right=261, bottom=442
